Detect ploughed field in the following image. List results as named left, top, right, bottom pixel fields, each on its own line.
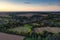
left=0, top=32, right=24, bottom=40
left=34, top=27, right=60, bottom=33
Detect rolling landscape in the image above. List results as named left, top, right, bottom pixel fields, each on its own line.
left=0, top=12, right=60, bottom=40
left=0, top=0, right=60, bottom=40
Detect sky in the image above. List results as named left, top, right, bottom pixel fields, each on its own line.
left=0, top=0, right=60, bottom=11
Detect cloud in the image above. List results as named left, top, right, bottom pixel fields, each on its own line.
left=0, top=1, right=60, bottom=11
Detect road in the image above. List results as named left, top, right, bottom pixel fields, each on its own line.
left=0, top=32, right=24, bottom=40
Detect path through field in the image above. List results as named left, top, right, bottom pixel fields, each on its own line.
left=0, top=32, right=24, bottom=40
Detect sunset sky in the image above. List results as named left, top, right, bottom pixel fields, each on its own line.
left=0, top=0, right=60, bottom=11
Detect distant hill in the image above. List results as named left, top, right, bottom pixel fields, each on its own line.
left=0, top=12, right=60, bottom=16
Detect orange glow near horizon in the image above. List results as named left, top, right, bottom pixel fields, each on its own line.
left=0, top=2, right=60, bottom=11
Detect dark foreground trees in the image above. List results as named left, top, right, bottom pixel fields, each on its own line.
left=24, top=31, right=60, bottom=40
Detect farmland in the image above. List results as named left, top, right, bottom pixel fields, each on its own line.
left=8, top=24, right=33, bottom=35
left=0, top=12, right=60, bottom=40
left=0, top=32, right=24, bottom=40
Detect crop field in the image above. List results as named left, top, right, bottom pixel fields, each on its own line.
left=8, top=25, right=32, bottom=34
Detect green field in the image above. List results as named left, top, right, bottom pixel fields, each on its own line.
left=8, top=24, right=33, bottom=35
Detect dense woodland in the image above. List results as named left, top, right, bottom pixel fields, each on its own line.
left=0, top=12, right=60, bottom=40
